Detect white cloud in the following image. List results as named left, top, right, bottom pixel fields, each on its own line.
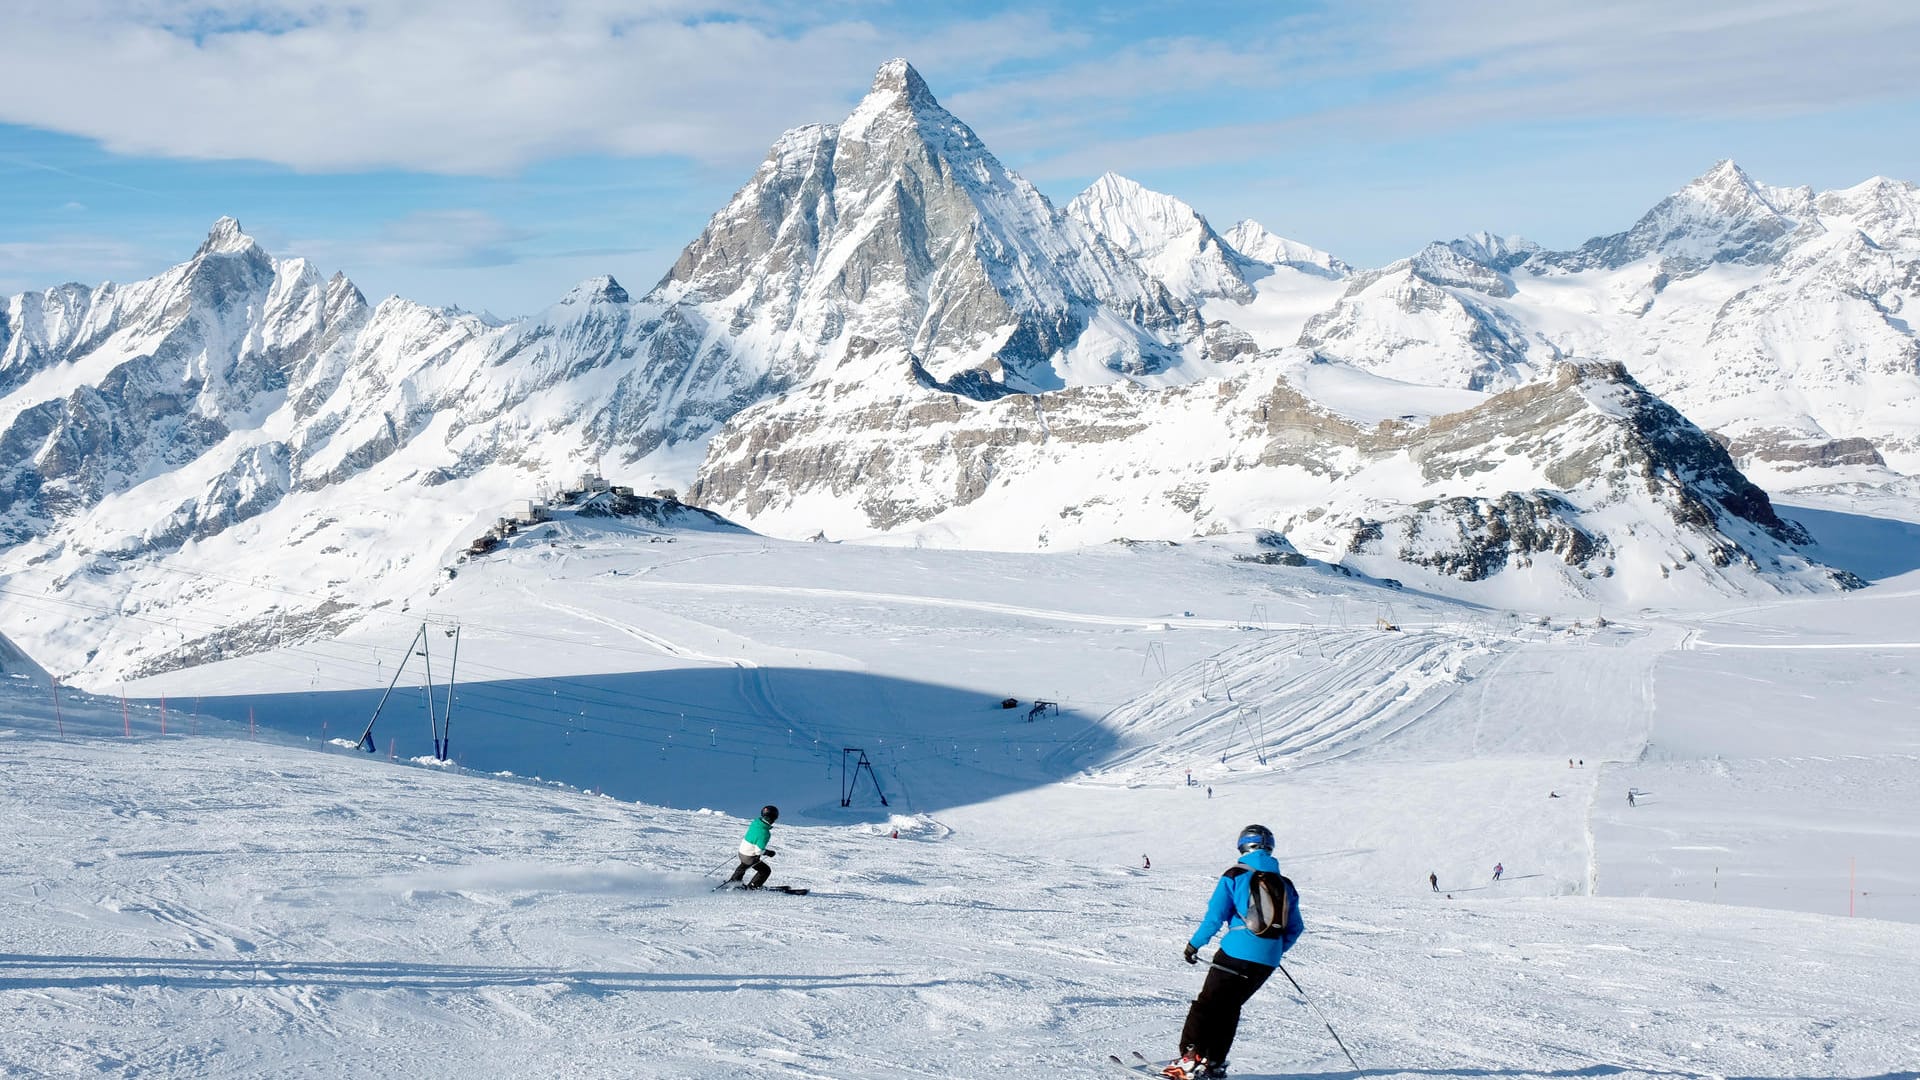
left=0, top=1, right=1070, bottom=174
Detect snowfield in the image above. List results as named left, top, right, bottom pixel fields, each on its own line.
left=5, top=500, right=1920, bottom=1078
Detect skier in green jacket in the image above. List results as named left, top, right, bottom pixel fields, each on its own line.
left=727, top=805, right=779, bottom=889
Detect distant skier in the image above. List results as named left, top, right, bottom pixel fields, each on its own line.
left=1548, top=791, right=1561, bottom=799
left=1207, top=786, right=1213, bottom=799
left=1162, top=824, right=1303, bottom=1079
left=1627, top=790, right=1636, bottom=807
left=1144, top=855, right=1152, bottom=870
left=726, top=805, right=779, bottom=889
left=1428, top=871, right=1438, bottom=892
left=1492, top=862, right=1504, bottom=882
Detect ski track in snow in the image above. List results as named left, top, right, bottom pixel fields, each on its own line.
left=606, top=578, right=1252, bottom=631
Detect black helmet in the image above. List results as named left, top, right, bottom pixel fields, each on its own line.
left=1236, top=824, right=1274, bottom=853
left=761, top=805, right=779, bottom=823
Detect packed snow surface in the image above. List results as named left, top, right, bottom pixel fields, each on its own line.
left=5, top=500, right=1920, bottom=1077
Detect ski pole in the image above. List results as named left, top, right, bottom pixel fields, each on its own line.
left=1279, top=964, right=1360, bottom=1071
left=1196, top=960, right=1360, bottom=1069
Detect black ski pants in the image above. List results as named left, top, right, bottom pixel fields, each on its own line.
left=1178, top=949, right=1275, bottom=1064
left=728, top=853, right=771, bottom=888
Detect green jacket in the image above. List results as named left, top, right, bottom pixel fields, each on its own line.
left=740, top=816, right=773, bottom=855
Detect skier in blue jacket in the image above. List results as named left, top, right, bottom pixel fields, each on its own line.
left=1163, top=824, right=1304, bottom=1079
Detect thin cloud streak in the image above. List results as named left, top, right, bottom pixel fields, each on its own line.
left=0, top=154, right=164, bottom=196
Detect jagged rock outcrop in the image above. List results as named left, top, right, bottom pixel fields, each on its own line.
left=693, top=355, right=1855, bottom=599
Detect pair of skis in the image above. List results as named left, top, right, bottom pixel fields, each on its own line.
left=1108, top=1050, right=1176, bottom=1077
left=713, top=881, right=810, bottom=896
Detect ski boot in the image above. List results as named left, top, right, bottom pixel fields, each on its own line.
left=1160, top=1054, right=1210, bottom=1079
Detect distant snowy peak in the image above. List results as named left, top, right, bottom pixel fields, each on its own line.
left=1534, top=160, right=1920, bottom=278
left=1065, top=172, right=1256, bottom=301
left=1446, top=232, right=1541, bottom=272
left=559, top=275, right=630, bottom=306
left=1816, top=175, right=1920, bottom=247
left=196, top=215, right=260, bottom=257
left=1222, top=220, right=1349, bottom=278
left=1544, top=159, right=1815, bottom=273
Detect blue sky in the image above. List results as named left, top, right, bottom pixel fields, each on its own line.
left=3, top=0, right=1918, bottom=315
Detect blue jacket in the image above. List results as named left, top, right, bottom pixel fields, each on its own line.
left=1188, top=850, right=1303, bottom=967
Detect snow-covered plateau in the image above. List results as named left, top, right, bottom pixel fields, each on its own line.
left=3, top=56, right=1920, bottom=1076
left=3, top=504, right=1919, bottom=1077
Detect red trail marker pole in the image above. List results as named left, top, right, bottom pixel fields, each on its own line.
left=51, top=676, right=64, bottom=737
left=122, top=689, right=130, bottom=737
left=388, top=738, right=396, bottom=762
left=249, top=705, right=256, bottom=740
left=160, top=695, right=168, bottom=735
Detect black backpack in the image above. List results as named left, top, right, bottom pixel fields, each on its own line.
left=1224, top=866, right=1293, bottom=939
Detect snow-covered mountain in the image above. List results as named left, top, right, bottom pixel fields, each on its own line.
left=0, top=62, right=1230, bottom=558
left=636, top=60, right=1217, bottom=405
left=0, top=62, right=1886, bottom=685
left=1061, top=179, right=1351, bottom=348
left=1111, top=160, right=1920, bottom=485
left=1222, top=219, right=1350, bottom=279
left=1065, top=172, right=1262, bottom=303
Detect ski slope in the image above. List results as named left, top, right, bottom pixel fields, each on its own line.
left=4, top=704, right=1918, bottom=1079
left=4, top=502, right=1920, bottom=1076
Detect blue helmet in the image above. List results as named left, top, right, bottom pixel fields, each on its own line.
left=1237, top=824, right=1275, bottom=853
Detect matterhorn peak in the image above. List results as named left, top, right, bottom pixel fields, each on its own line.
left=196, top=216, right=259, bottom=257
left=841, top=57, right=964, bottom=142
left=868, top=57, right=933, bottom=101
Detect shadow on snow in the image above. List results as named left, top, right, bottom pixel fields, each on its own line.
left=137, top=666, right=1121, bottom=822
left=1782, top=502, right=1920, bottom=582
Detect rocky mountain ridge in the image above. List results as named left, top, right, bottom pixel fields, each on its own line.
left=691, top=350, right=1855, bottom=603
